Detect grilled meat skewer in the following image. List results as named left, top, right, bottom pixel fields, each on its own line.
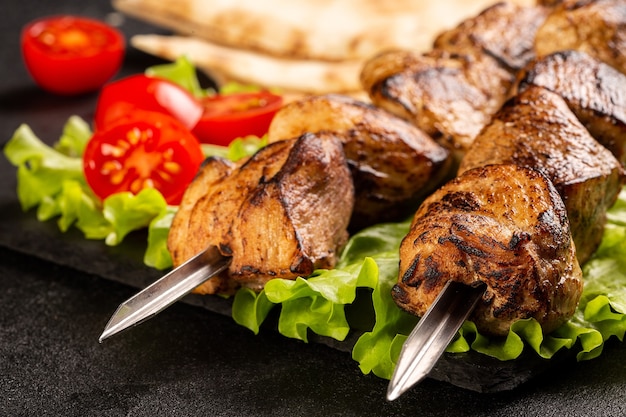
left=459, top=86, right=625, bottom=264
left=168, top=133, right=354, bottom=294
left=515, top=50, right=626, bottom=166
left=394, top=164, right=583, bottom=337
left=267, top=94, right=453, bottom=229
left=360, top=2, right=549, bottom=164
left=391, top=0, right=626, bottom=341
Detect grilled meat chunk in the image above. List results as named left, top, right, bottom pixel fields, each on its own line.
left=534, top=0, right=626, bottom=75
left=360, top=2, right=548, bottom=164
left=459, top=86, right=625, bottom=264
left=168, top=132, right=355, bottom=294
left=516, top=50, right=626, bottom=166
left=361, top=50, right=509, bottom=164
left=394, top=164, right=583, bottom=337
left=267, top=94, right=452, bottom=229
left=432, top=1, right=546, bottom=72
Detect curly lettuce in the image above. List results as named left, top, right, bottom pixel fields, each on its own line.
left=232, top=191, right=626, bottom=379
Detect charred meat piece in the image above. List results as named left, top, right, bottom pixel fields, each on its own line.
left=432, top=1, right=547, bottom=73
left=267, top=94, right=452, bottom=229
left=459, top=86, right=625, bottom=264
left=167, top=156, right=237, bottom=294
left=534, top=0, right=626, bottom=75
left=516, top=50, right=626, bottom=165
left=360, top=2, right=548, bottom=164
left=168, top=132, right=355, bottom=294
left=361, top=50, right=510, bottom=164
left=394, top=164, right=583, bottom=337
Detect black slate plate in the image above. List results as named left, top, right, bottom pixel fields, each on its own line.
left=0, top=188, right=563, bottom=393
left=0, top=3, right=573, bottom=396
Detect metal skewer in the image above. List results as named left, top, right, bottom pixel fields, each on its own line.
left=100, top=243, right=483, bottom=402
left=99, top=245, right=230, bottom=342
left=386, top=281, right=486, bottom=401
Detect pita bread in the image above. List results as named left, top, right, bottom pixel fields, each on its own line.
left=114, top=0, right=534, bottom=61
left=118, top=0, right=535, bottom=94
left=131, top=34, right=365, bottom=95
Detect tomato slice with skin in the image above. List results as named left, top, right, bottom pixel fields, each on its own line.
left=83, top=110, right=205, bottom=205
left=192, top=91, right=283, bottom=146
left=94, top=74, right=204, bottom=131
left=21, top=15, right=125, bottom=96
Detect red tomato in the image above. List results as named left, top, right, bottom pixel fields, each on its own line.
left=94, top=74, right=203, bottom=131
left=192, top=91, right=283, bottom=146
left=83, top=110, right=205, bottom=205
left=21, top=15, right=125, bottom=95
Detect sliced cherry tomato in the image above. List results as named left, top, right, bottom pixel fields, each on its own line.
left=192, top=91, right=283, bottom=146
left=94, top=74, right=203, bottom=131
left=83, top=110, right=205, bottom=205
left=21, top=15, right=125, bottom=95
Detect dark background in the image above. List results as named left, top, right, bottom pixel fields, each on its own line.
left=1, top=1, right=626, bottom=416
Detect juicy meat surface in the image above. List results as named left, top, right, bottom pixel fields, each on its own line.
left=267, top=94, right=452, bottom=229
left=534, top=0, right=626, bottom=75
left=361, top=50, right=511, bottom=163
left=360, top=2, right=548, bottom=164
left=394, top=164, right=583, bottom=337
left=167, top=133, right=355, bottom=294
left=516, top=50, right=626, bottom=166
left=459, top=86, right=625, bottom=264
left=432, top=1, right=546, bottom=72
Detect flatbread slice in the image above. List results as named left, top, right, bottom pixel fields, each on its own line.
left=115, top=0, right=534, bottom=61
left=131, top=34, right=365, bottom=94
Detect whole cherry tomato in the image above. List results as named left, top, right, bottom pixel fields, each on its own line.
left=192, top=91, right=283, bottom=146
left=94, top=74, right=204, bottom=131
left=83, top=110, right=205, bottom=205
left=21, top=15, right=125, bottom=95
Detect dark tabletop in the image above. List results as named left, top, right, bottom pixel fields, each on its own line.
left=2, top=1, right=626, bottom=416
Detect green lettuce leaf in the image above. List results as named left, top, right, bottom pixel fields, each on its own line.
left=101, top=189, right=167, bottom=246
left=55, top=115, right=92, bottom=157
left=231, top=190, right=626, bottom=379
left=145, top=55, right=209, bottom=98
left=144, top=206, right=177, bottom=270
left=201, top=135, right=268, bottom=161
left=232, top=288, right=275, bottom=335
left=5, top=124, right=85, bottom=211
left=3, top=118, right=170, bottom=256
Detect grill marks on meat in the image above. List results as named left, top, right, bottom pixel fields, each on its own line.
left=267, top=94, right=453, bottom=229
left=459, top=86, right=625, bottom=264
left=361, top=51, right=510, bottom=163
left=360, top=2, right=549, bottom=164
left=516, top=50, right=626, bottom=166
left=432, top=1, right=541, bottom=72
left=534, top=0, right=626, bottom=75
left=394, top=164, right=583, bottom=337
left=167, top=133, right=354, bottom=294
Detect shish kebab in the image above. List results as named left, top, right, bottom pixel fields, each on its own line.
left=102, top=0, right=542, bottom=339
left=99, top=95, right=453, bottom=338
left=379, top=0, right=626, bottom=399
left=103, top=0, right=624, bottom=400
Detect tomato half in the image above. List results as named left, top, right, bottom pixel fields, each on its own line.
left=21, top=15, right=125, bottom=95
left=192, top=91, right=283, bottom=146
left=83, top=110, right=205, bottom=205
left=94, top=74, right=203, bottom=131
